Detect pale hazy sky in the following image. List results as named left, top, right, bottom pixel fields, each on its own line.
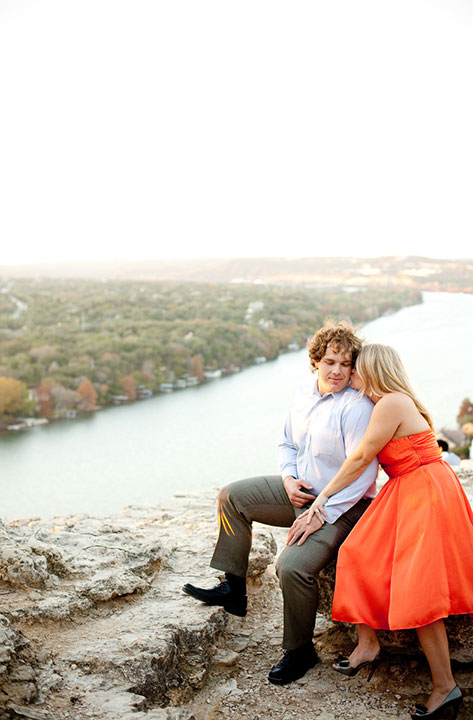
left=1, top=0, right=472, bottom=265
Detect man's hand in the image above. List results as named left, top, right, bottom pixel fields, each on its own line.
left=286, top=512, right=324, bottom=546
left=283, top=476, right=315, bottom=508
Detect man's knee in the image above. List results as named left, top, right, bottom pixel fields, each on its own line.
left=276, top=548, right=310, bottom=588
left=276, top=537, right=336, bottom=587
left=217, top=480, right=245, bottom=511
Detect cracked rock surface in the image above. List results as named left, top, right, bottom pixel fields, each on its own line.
left=0, top=467, right=472, bottom=719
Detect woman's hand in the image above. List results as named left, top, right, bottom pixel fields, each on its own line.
left=286, top=512, right=324, bottom=546
left=305, top=493, right=329, bottom=524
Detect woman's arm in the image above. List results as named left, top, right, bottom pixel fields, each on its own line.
left=305, top=394, right=404, bottom=523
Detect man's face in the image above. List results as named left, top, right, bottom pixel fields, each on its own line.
left=315, top=344, right=353, bottom=396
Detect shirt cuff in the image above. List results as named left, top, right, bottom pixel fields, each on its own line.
left=280, top=464, right=298, bottom=480
left=321, top=504, right=342, bottom=525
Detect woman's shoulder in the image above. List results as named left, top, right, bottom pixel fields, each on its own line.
left=378, top=391, right=414, bottom=406
left=375, top=392, right=417, bottom=416
left=375, top=393, right=427, bottom=433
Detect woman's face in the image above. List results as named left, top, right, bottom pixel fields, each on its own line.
left=350, top=368, right=364, bottom=391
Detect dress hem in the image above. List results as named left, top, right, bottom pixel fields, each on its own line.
left=331, top=608, right=473, bottom=631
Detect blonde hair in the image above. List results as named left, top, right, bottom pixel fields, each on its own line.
left=356, top=344, right=433, bottom=428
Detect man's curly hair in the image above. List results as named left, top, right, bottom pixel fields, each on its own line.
left=306, top=321, right=363, bottom=373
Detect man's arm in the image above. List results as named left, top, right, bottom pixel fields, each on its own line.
left=279, top=412, right=315, bottom=507
left=286, top=395, right=378, bottom=546
left=316, top=395, right=378, bottom=524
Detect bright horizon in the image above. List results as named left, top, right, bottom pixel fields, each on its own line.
left=0, top=253, right=471, bottom=269
left=1, top=0, right=472, bottom=265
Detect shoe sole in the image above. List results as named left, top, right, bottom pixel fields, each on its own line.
left=182, top=585, right=247, bottom=617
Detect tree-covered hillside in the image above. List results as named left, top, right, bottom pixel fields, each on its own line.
left=0, top=278, right=421, bottom=421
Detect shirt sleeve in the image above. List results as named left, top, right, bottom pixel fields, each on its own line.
left=322, top=396, right=378, bottom=524
left=278, top=410, right=299, bottom=479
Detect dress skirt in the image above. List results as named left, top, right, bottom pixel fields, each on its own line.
left=332, top=430, right=473, bottom=630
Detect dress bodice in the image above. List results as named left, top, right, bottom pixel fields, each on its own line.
left=378, top=429, right=442, bottom=478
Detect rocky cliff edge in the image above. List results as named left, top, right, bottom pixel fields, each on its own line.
left=1, top=466, right=473, bottom=720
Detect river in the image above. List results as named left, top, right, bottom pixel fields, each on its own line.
left=1, top=291, right=472, bottom=521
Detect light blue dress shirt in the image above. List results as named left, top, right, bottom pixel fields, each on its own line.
left=278, top=378, right=378, bottom=524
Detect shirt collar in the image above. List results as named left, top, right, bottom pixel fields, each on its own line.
left=312, top=377, right=355, bottom=400
left=312, top=378, right=334, bottom=399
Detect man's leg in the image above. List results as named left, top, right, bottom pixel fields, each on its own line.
left=268, top=498, right=371, bottom=684
left=210, top=475, right=295, bottom=576
left=276, top=498, right=371, bottom=649
left=183, top=475, right=295, bottom=614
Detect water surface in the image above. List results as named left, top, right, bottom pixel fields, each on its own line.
left=2, top=291, right=472, bottom=520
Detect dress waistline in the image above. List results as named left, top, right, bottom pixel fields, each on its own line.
left=383, top=456, right=443, bottom=479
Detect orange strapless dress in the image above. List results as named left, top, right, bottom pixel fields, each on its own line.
left=332, top=429, right=473, bottom=629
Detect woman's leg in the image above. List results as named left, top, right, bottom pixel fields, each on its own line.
left=415, top=619, right=456, bottom=712
left=334, top=623, right=380, bottom=668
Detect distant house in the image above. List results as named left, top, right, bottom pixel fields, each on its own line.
left=19, top=418, right=49, bottom=427
left=185, top=376, right=200, bottom=386
left=203, top=369, right=222, bottom=379
left=254, top=356, right=267, bottom=364
left=159, top=383, right=174, bottom=393
left=137, top=387, right=153, bottom=398
left=111, top=395, right=130, bottom=404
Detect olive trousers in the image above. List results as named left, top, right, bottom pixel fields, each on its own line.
left=210, top=475, right=370, bottom=649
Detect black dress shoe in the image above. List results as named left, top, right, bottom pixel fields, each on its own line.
left=182, top=581, right=247, bottom=617
left=268, top=642, right=319, bottom=685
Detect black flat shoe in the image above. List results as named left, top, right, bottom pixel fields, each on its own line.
left=182, top=580, right=247, bottom=617
left=332, top=651, right=381, bottom=681
left=268, top=642, right=319, bottom=685
left=410, top=685, right=462, bottom=719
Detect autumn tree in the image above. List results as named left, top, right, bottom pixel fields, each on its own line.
left=119, top=375, right=137, bottom=400
left=457, top=398, right=473, bottom=426
left=0, top=376, right=28, bottom=415
left=77, top=378, right=97, bottom=411
left=191, top=354, right=204, bottom=381
left=36, top=383, right=54, bottom=418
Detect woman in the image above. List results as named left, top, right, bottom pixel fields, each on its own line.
left=303, top=344, right=473, bottom=719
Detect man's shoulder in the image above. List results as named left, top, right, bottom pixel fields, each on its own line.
left=338, top=387, right=374, bottom=414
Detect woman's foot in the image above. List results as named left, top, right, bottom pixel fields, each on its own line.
left=410, top=685, right=462, bottom=718
left=423, top=683, right=458, bottom=713
left=333, top=640, right=381, bottom=671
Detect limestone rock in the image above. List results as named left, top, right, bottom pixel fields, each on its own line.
left=1, top=478, right=471, bottom=719
left=0, top=615, right=30, bottom=672
left=0, top=491, right=279, bottom=718
left=247, top=528, right=277, bottom=578
left=0, top=522, right=50, bottom=588
left=0, top=614, right=38, bottom=709
left=75, top=569, right=150, bottom=601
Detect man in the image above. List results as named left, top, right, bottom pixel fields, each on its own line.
left=437, top=439, right=461, bottom=466
left=183, top=321, right=378, bottom=685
